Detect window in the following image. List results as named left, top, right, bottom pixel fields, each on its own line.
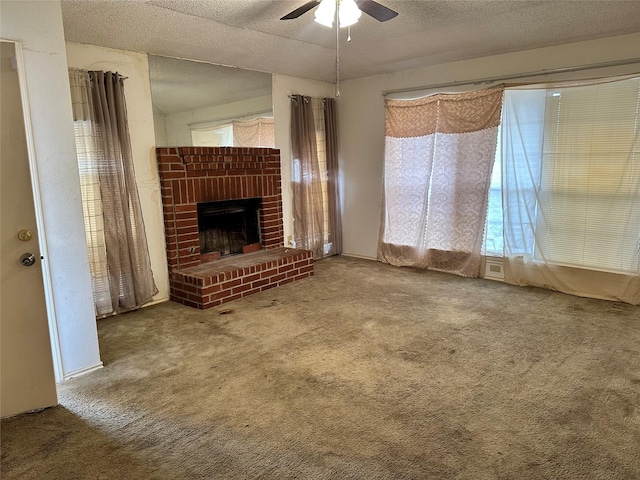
left=311, top=98, right=332, bottom=254
left=69, top=68, right=158, bottom=316
left=380, top=87, right=503, bottom=277
left=291, top=98, right=331, bottom=251
left=191, top=124, right=233, bottom=146
left=74, top=119, right=111, bottom=315
left=190, top=117, right=274, bottom=148
left=290, top=95, right=342, bottom=259
left=483, top=127, right=503, bottom=256
left=485, top=77, right=640, bottom=274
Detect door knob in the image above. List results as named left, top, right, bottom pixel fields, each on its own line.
left=20, top=253, right=36, bottom=267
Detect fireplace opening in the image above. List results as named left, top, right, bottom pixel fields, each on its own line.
left=198, top=198, right=261, bottom=258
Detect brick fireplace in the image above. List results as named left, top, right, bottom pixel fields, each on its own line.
left=156, top=146, right=313, bottom=309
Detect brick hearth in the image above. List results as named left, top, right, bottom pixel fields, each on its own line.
left=156, top=146, right=313, bottom=309
left=171, top=248, right=313, bottom=309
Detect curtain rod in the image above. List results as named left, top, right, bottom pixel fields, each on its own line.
left=382, top=57, right=640, bottom=97
left=288, top=95, right=332, bottom=103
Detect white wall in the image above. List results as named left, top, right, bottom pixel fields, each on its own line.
left=163, top=95, right=273, bottom=147
left=272, top=74, right=335, bottom=246
left=338, top=32, right=640, bottom=259
left=66, top=42, right=170, bottom=305
left=0, top=1, right=101, bottom=380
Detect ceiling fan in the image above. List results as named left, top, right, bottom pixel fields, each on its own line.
left=281, top=0, right=398, bottom=97
left=280, top=0, right=398, bottom=24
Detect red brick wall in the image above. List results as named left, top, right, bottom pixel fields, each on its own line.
left=156, top=147, right=284, bottom=272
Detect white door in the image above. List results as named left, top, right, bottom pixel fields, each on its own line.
left=0, top=41, right=57, bottom=418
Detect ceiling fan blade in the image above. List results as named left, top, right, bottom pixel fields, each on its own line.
left=280, top=1, right=321, bottom=20
left=355, top=0, right=398, bottom=22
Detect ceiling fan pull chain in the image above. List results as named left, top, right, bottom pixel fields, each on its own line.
left=347, top=25, right=352, bottom=42
left=335, top=2, right=340, bottom=97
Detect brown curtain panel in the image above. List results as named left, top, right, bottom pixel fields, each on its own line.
left=324, top=98, right=342, bottom=255
left=290, top=95, right=325, bottom=259
left=71, top=69, right=157, bottom=313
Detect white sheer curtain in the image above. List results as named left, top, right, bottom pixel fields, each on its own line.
left=379, top=87, right=503, bottom=277
left=232, top=117, right=275, bottom=147
left=502, top=77, right=640, bottom=304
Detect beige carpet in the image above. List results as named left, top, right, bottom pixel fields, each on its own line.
left=2, top=256, right=639, bottom=479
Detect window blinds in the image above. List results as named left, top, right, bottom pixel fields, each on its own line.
left=536, top=77, right=640, bottom=272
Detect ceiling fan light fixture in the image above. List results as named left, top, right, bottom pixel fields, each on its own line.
left=314, top=0, right=336, bottom=27
left=338, top=0, right=361, bottom=27
left=314, top=0, right=362, bottom=28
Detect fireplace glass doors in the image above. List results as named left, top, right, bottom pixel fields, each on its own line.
left=197, top=198, right=261, bottom=258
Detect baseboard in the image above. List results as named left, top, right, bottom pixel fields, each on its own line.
left=144, top=297, right=170, bottom=308
left=97, top=297, right=170, bottom=319
left=61, top=362, right=103, bottom=382
left=343, top=253, right=507, bottom=283
left=340, top=252, right=377, bottom=261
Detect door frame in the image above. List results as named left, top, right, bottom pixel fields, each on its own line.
left=4, top=39, right=64, bottom=382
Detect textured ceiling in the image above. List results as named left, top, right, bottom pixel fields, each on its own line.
left=61, top=1, right=640, bottom=115
left=62, top=0, right=640, bottom=83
